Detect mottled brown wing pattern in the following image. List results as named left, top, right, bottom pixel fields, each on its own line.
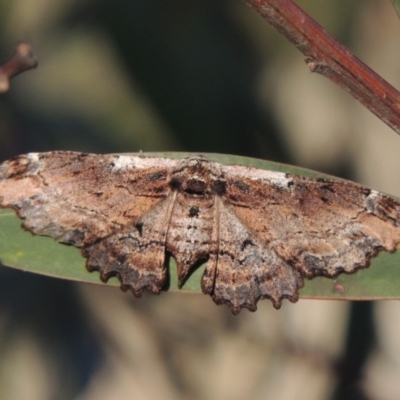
left=222, top=165, right=400, bottom=270
left=201, top=195, right=303, bottom=314
left=84, top=156, right=218, bottom=297
left=0, top=152, right=177, bottom=246
left=1, top=152, right=400, bottom=314
left=214, top=164, right=400, bottom=312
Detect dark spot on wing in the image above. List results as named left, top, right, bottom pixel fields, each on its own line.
left=212, top=180, right=226, bottom=196
left=241, top=239, right=255, bottom=251
left=147, top=172, right=166, bottom=182
left=362, top=188, right=371, bottom=196
left=320, top=184, right=335, bottom=193
left=135, top=221, right=143, bottom=236
left=189, top=206, right=200, bottom=218
left=233, top=180, right=250, bottom=194
left=169, top=177, right=182, bottom=191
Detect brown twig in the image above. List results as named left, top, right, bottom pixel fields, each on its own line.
left=244, top=0, right=400, bottom=135
left=0, top=43, right=38, bottom=93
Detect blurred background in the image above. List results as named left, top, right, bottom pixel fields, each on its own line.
left=1, top=0, right=400, bottom=399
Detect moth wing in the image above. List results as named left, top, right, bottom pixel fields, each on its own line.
left=209, top=164, right=400, bottom=311
left=202, top=196, right=303, bottom=314
left=0, top=152, right=178, bottom=246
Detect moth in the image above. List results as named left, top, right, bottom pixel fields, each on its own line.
left=1, top=152, right=400, bottom=314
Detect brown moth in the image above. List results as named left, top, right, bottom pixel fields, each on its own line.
left=1, top=152, right=400, bottom=314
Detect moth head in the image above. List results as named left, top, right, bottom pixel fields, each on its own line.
left=169, top=157, right=226, bottom=196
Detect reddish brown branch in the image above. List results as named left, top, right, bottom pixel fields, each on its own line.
left=244, top=0, right=400, bottom=135
left=0, top=43, right=38, bottom=93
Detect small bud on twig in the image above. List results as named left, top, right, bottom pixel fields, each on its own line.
left=0, top=43, right=38, bottom=93
left=244, top=0, right=400, bottom=136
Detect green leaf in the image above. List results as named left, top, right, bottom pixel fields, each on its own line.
left=1, top=152, right=400, bottom=302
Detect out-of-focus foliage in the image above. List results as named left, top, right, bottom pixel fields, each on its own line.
left=391, top=0, right=400, bottom=19
left=1, top=1, right=400, bottom=400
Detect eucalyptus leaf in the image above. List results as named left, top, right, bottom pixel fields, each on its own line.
left=1, top=152, right=400, bottom=302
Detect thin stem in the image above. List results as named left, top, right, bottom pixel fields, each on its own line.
left=0, top=43, right=38, bottom=93
left=244, top=0, right=400, bottom=135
